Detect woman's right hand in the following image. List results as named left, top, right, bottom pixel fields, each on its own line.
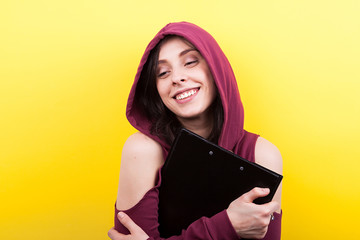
left=226, top=187, right=280, bottom=239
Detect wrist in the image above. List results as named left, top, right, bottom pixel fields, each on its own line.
left=225, top=209, right=242, bottom=239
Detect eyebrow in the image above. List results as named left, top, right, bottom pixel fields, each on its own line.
left=157, top=48, right=198, bottom=65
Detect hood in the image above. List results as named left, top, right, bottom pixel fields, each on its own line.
left=126, top=21, right=244, bottom=153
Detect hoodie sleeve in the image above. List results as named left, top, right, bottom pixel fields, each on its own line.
left=114, top=192, right=282, bottom=240
left=115, top=206, right=238, bottom=240
left=152, top=210, right=238, bottom=240
left=261, top=211, right=282, bottom=240
left=146, top=211, right=282, bottom=240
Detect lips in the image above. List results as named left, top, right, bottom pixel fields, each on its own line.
left=174, top=88, right=199, bottom=100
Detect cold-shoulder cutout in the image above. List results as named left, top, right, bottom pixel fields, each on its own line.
left=116, top=132, right=164, bottom=210
left=254, top=137, right=283, bottom=213
left=254, top=137, right=282, bottom=173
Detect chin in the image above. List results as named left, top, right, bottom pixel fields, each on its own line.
left=176, top=110, right=207, bottom=120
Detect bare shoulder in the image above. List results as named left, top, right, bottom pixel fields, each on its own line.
left=254, top=137, right=282, bottom=174
left=255, top=137, right=283, bottom=212
left=122, top=132, right=163, bottom=162
left=116, top=132, right=164, bottom=210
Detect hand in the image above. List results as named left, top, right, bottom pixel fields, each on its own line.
left=226, top=187, right=279, bottom=239
left=108, top=212, right=149, bottom=240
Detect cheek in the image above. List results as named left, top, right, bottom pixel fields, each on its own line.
left=156, top=81, right=168, bottom=100
left=209, top=84, right=217, bottom=102
left=204, top=71, right=216, bottom=94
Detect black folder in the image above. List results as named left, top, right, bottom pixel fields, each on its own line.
left=158, top=128, right=283, bottom=237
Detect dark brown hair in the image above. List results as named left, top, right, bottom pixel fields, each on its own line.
left=133, top=35, right=224, bottom=145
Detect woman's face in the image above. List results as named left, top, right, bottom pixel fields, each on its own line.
left=156, top=37, right=217, bottom=123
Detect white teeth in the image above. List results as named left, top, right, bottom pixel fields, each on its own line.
left=176, top=89, right=197, bottom=100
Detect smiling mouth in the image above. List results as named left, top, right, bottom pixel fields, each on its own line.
left=175, top=88, right=199, bottom=100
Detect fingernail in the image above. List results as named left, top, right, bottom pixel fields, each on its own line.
left=262, top=188, right=270, bottom=192
left=118, top=212, right=125, bottom=219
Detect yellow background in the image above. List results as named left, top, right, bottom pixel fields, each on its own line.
left=1, top=0, right=359, bottom=239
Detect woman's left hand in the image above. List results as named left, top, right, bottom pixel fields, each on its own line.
left=108, top=212, right=149, bottom=240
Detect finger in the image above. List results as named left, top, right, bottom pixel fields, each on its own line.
left=263, top=200, right=280, bottom=214
left=241, top=187, right=270, bottom=203
left=117, top=212, right=142, bottom=234
left=108, top=227, right=127, bottom=240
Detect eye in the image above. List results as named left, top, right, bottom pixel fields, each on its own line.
left=158, top=71, right=169, bottom=78
left=185, top=60, right=198, bottom=66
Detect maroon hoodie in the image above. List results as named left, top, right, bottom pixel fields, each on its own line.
left=115, top=22, right=282, bottom=240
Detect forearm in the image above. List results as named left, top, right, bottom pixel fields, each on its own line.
left=116, top=207, right=238, bottom=240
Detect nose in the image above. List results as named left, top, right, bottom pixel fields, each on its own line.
left=171, top=69, right=187, bottom=85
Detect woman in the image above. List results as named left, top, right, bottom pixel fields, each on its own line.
left=108, top=22, right=282, bottom=240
